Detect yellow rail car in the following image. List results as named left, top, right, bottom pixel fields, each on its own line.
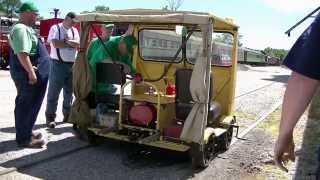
left=71, top=9, right=239, bottom=168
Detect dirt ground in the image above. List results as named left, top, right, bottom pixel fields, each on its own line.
left=216, top=107, right=320, bottom=180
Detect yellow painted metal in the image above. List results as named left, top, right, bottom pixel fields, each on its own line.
left=121, top=124, right=157, bottom=133
left=88, top=128, right=190, bottom=152
left=220, top=116, right=235, bottom=127
left=203, top=127, right=227, bottom=144
left=148, top=141, right=190, bottom=152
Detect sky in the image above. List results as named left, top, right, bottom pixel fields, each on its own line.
left=30, top=0, right=320, bottom=50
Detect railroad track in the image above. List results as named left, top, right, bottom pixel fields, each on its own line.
left=235, top=81, right=277, bottom=99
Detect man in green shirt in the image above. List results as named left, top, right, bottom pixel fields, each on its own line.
left=89, top=24, right=141, bottom=96
left=9, top=2, right=49, bottom=148
left=87, top=24, right=114, bottom=62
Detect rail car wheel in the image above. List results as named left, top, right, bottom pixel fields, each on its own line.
left=190, top=135, right=217, bottom=169
left=218, top=120, right=235, bottom=152
left=87, top=130, right=103, bottom=146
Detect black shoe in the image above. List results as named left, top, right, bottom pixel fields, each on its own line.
left=63, top=114, right=69, bottom=123
left=18, top=139, right=45, bottom=148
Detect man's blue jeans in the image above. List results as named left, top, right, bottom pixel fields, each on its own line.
left=45, top=60, right=73, bottom=119
left=10, top=71, right=47, bottom=144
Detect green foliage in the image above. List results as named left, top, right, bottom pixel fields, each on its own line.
left=263, top=47, right=288, bottom=60
left=214, top=33, right=243, bottom=47
left=0, top=0, right=21, bottom=17
left=162, top=5, right=169, bottom=11
left=94, top=5, right=110, bottom=12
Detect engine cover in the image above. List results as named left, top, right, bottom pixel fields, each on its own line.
left=129, top=103, right=156, bottom=126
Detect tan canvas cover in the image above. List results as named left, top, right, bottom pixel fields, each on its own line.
left=180, top=23, right=213, bottom=144
left=69, top=22, right=92, bottom=128
left=77, top=9, right=237, bottom=31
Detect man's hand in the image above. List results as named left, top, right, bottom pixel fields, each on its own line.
left=28, top=71, right=37, bottom=85
left=124, top=24, right=134, bottom=36
left=66, top=40, right=80, bottom=48
left=133, top=73, right=142, bottom=83
left=274, top=132, right=295, bottom=172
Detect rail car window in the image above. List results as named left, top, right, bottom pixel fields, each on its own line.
left=139, top=29, right=182, bottom=62
left=186, top=31, right=203, bottom=64
left=211, top=32, right=234, bottom=66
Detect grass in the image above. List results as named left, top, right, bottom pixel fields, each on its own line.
left=257, top=108, right=281, bottom=137
left=235, top=111, right=256, bottom=121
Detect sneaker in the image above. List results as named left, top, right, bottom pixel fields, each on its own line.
left=47, top=121, right=56, bottom=128
left=32, top=132, right=42, bottom=139
left=46, top=117, right=56, bottom=128
left=18, top=139, right=45, bottom=148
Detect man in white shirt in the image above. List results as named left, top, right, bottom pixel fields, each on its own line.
left=45, top=12, right=80, bottom=128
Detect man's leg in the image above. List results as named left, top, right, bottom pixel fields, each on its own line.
left=12, top=76, right=44, bottom=147
left=45, top=60, right=64, bottom=127
left=62, top=64, right=73, bottom=122
left=29, top=77, right=48, bottom=130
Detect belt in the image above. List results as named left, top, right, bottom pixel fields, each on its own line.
left=52, top=59, right=74, bottom=65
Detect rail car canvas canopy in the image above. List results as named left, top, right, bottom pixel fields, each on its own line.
left=76, top=9, right=237, bottom=31
left=69, top=9, right=237, bottom=144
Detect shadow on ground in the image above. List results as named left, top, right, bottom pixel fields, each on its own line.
left=0, top=125, right=197, bottom=180
left=261, top=75, right=290, bottom=84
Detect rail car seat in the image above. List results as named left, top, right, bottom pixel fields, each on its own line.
left=164, top=68, right=221, bottom=138
left=95, top=62, right=126, bottom=110
left=175, top=68, right=221, bottom=121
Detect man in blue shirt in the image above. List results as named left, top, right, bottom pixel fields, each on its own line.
left=274, top=13, right=320, bottom=177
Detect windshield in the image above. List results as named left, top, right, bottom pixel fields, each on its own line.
left=139, top=29, right=234, bottom=66
left=139, top=29, right=182, bottom=62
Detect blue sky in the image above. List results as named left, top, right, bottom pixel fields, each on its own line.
left=30, top=0, right=320, bottom=50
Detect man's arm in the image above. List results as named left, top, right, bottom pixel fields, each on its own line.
left=51, top=39, right=71, bottom=48
left=65, top=40, right=79, bottom=48
left=47, top=25, right=72, bottom=48
left=274, top=71, right=319, bottom=172
left=66, top=27, right=80, bottom=48
left=17, top=52, right=37, bottom=85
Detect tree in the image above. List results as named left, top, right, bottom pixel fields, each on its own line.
left=0, top=0, right=21, bottom=17
left=165, top=0, right=184, bottom=11
left=94, top=5, right=110, bottom=12
left=214, top=34, right=233, bottom=45
left=262, top=47, right=288, bottom=60
left=162, top=5, right=169, bottom=11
